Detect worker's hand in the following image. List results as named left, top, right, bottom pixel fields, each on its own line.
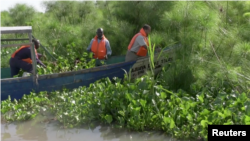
left=37, top=53, right=44, bottom=59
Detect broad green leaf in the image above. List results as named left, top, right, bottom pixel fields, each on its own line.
left=118, top=111, right=125, bottom=117
left=223, top=120, right=233, bottom=125
left=164, top=117, right=170, bottom=124
left=160, top=92, right=167, bottom=99
left=201, top=120, right=208, bottom=128
left=198, top=94, right=204, bottom=103
left=170, top=118, right=175, bottom=129
left=105, top=115, right=113, bottom=124
left=139, top=99, right=146, bottom=107
left=187, top=114, right=193, bottom=122
left=200, top=109, right=210, bottom=116
left=243, top=12, right=250, bottom=17
left=244, top=115, right=250, bottom=125
left=125, top=93, right=132, bottom=101
left=223, top=109, right=232, bottom=117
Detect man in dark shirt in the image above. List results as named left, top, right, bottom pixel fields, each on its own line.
left=9, top=39, right=46, bottom=77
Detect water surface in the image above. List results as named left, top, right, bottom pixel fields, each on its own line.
left=1, top=116, right=180, bottom=141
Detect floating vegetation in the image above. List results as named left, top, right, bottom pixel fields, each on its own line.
left=1, top=74, right=250, bottom=140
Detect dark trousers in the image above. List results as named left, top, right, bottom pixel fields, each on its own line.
left=95, top=59, right=107, bottom=66
left=125, top=50, right=141, bottom=62
left=9, top=57, right=33, bottom=77
left=87, top=58, right=106, bottom=67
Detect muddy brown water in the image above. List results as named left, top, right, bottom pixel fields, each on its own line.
left=1, top=116, right=181, bottom=141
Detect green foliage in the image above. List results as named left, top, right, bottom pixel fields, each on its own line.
left=36, top=51, right=96, bottom=75
left=1, top=11, right=12, bottom=26
left=1, top=2, right=250, bottom=140
left=7, top=4, right=36, bottom=26
left=1, top=73, right=250, bottom=140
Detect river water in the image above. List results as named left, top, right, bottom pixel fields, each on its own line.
left=1, top=115, right=181, bottom=141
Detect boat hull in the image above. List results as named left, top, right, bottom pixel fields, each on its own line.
left=1, top=48, right=175, bottom=101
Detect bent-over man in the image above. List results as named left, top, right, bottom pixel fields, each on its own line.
left=9, top=39, right=46, bottom=77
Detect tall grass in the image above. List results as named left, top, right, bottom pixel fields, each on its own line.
left=147, top=35, right=156, bottom=76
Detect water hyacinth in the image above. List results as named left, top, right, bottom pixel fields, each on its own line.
left=1, top=70, right=250, bottom=140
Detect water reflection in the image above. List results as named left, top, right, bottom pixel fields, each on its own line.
left=98, top=126, right=176, bottom=141
left=1, top=116, right=180, bottom=141
left=17, top=117, right=48, bottom=141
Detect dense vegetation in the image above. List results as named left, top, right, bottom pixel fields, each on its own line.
left=1, top=1, right=250, bottom=141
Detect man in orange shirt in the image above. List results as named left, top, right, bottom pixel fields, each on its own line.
left=9, top=39, right=46, bottom=77
left=87, top=28, right=112, bottom=66
left=125, top=24, right=151, bottom=62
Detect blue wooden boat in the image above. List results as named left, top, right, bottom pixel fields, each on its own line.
left=1, top=26, right=177, bottom=101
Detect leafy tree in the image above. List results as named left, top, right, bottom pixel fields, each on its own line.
left=8, top=4, right=36, bottom=26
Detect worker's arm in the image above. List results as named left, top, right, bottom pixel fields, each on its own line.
left=25, top=48, right=46, bottom=68
left=36, top=56, right=46, bottom=68
left=105, top=40, right=112, bottom=58
left=36, top=53, right=46, bottom=68
left=37, top=53, right=42, bottom=59
left=137, top=36, right=148, bottom=49
left=87, top=39, right=94, bottom=52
